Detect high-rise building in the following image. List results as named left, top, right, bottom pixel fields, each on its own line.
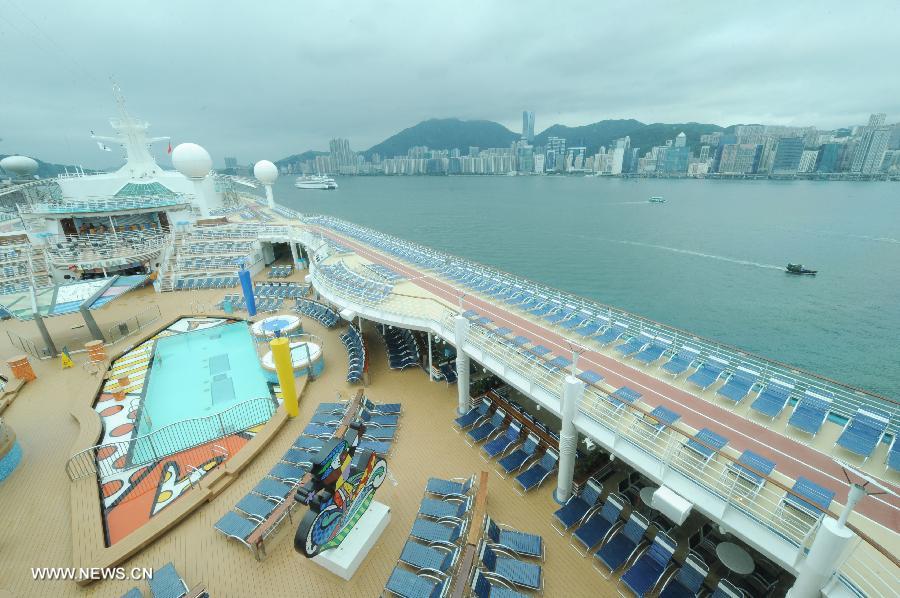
left=674, top=132, right=687, bottom=147
left=771, top=137, right=805, bottom=174
left=717, top=144, right=761, bottom=174
left=699, top=146, right=710, bottom=162
left=851, top=127, right=892, bottom=174
left=516, top=142, right=534, bottom=173
left=328, top=138, right=358, bottom=174
left=798, top=150, right=819, bottom=173
left=468, top=146, right=479, bottom=157
left=533, top=153, right=545, bottom=174
left=815, top=143, right=843, bottom=173
left=660, top=146, right=689, bottom=173
left=224, top=157, right=238, bottom=170
left=868, top=113, right=887, bottom=128
left=522, top=111, right=535, bottom=142
left=546, top=136, right=566, bottom=171
left=610, top=136, right=630, bottom=175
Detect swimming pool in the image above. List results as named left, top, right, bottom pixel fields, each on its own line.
left=131, top=322, right=273, bottom=464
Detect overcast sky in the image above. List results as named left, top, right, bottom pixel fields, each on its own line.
left=1, top=1, right=898, bottom=169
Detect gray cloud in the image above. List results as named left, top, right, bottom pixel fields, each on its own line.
left=1, top=0, right=897, bottom=169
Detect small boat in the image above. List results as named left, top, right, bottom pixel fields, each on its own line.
left=649, top=196, right=666, bottom=203
left=786, top=263, right=817, bottom=275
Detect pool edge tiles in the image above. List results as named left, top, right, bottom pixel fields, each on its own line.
left=90, top=316, right=278, bottom=546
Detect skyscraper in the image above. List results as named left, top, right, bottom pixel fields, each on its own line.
left=868, top=113, right=887, bottom=128
left=798, top=150, right=819, bottom=173
left=851, top=128, right=892, bottom=174
left=610, top=136, right=630, bottom=175
left=674, top=132, right=687, bottom=147
left=815, top=143, right=843, bottom=173
left=522, top=111, right=535, bottom=142
left=771, top=137, right=805, bottom=174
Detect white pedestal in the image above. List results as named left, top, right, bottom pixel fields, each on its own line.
left=312, top=501, right=391, bottom=581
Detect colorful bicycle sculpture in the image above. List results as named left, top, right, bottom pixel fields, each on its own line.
left=293, top=421, right=388, bottom=558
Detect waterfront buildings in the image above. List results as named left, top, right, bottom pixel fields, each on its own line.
left=771, top=137, right=805, bottom=174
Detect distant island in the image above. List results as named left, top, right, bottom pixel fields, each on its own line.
left=271, top=113, right=899, bottom=181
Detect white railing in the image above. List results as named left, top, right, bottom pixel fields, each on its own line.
left=17, top=195, right=190, bottom=214
left=44, top=230, right=171, bottom=264
left=310, top=251, right=899, bottom=598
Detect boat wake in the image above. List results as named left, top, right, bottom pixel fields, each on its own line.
left=604, top=201, right=651, bottom=205
left=593, top=238, right=785, bottom=270
left=786, top=228, right=900, bottom=246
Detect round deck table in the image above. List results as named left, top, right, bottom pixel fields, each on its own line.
left=716, top=542, right=755, bottom=576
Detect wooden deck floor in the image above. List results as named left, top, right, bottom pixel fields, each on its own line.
left=0, top=275, right=608, bottom=597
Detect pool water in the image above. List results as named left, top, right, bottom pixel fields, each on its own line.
left=131, top=322, right=272, bottom=464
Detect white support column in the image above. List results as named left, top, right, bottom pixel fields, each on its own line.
left=556, top=375, right=585, bottom=503
left=427, top=332, right=434, bottom=381
left=788, top=484, right=864, bottom=598
left=289, top=242, right=299, bottom=265
left=454, top=315, right=471, bottom=415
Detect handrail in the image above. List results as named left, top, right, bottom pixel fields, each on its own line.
left=307, top=237, right=900, bottom=593
left=65, top=396, right=277, bottom=480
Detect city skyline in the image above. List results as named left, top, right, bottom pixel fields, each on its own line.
left=1, top=1, right=899, bottom=168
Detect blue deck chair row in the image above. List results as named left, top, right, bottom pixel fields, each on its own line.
left=571, top=493, right=627, bottom=555
left=616, top=332, right=655, bottom=358
left=294, top=298, right=340, bottom=328
left=595, top=322, right=628, bottom=346
left=483, top=421, right=522, bottom=460
left=497, top=433, right=541, bottom=478
left=467, top=408, right=507, bottom=445
left=340, top=326, right=365, bottom=383
left=593, top=512, right=650, bottom=579
left=835, top=408, right=890, bottom=462
left=686, top=356, right=729, bottom=391
left=381, top=325, right=419, bottom=370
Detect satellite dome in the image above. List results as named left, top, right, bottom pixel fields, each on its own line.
left=254, top=160, right=279, bottom=185
left=0, top=155, right=39, bottom=177
left=171, top=143, right=212, bottom=179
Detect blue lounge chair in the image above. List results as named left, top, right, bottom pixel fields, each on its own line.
left=683, top=428, right=728, bottom=467
left=362, top=410, right=399, bottom=427
left=398, top=540, right=457, bottom=576
left=214, top=511, right=260, bottom=549
left=364, top=397, right=402, bottom=415
left=661, top=346, right=700, bottom=376
left=593, top=513, right=649, bottom=579
left=749, top=379, right=794, bottom=421
left=552, top=478, right=604, bottom=534
left=836, top=408, right=890, bottom=462
left=293, top=437, right=323, bottom=451
left=425, top=475, right=475, bottom=499
left=633, top=336, right=673, bottom=365
left=485, top=516, right=544, bottom=560
left=686, top=357, right=728, bottom=391
left=571, top=494, right=626, bottom=554
left=148, top=562, right=189, bottom=598
left=383, top=567, right=449, bottom=598
left=888, top=435, right=900, bottom=473
left=577, top=369, right=604, bottom=386
left=497, top=434, right=540, bottom=477
left=616, top=333, right=654, bottom=357
left=787, top=391, right=832, bottom=437
left=560, top=312, right=589, bottom=330
left=658, top=552, right=709, bottom=598
left=252, top=478, right=293, bottom=501
left=235, top=494, right=279, bottom=521
left=455, top=398, right=491, bottom=430
left=467, top=409, right=506, bottom=444
left=363, top=426, right=396, bottom=441
left=283, top=448, right=316, bottom=466
left=409, top=518, right=464, bottom=547
left=576, top=320, right=604, bottom=337
left=269, top=462, right=305, bottom=483
left=471, top=570, right=528, bottom=598
left=479, top=544, right=542, bottom=592
left=610, top=386, right=642, bottom=410
left=726, top=449, right=776, bottom=496
left=595, top=322, right=627, bottom=346
left=515, top=449, right=558, bottom=492
left=645, top=405, right=681, bottom=436
left=716, top=367, right=759, bottom=404
left=359, top=439, right=391, bottom=456
left=419, top=496, right=471, bottom=522
left=782, top=476, right=835, bottom=521
left=483, top=422, right=522, bottom=459
left=620, top=531, right=677, bottom=597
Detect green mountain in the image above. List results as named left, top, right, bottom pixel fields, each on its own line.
left=533, top=120, right=724, bottom=154
left=364, top=118, right=519, bottom=158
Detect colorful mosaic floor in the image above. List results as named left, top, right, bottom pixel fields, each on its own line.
left=92, top=317, right=280, bottom=545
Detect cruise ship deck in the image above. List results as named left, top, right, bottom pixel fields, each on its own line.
left=1, top=142, right=897, bottom=597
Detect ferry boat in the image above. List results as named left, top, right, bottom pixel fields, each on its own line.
left=786, top=263, right=817, bottom=275
left=295, top=175, right=338, bottom=190
left=649, top=195, right=666, bottom=203
left=0, top=93, right=896, bottom=598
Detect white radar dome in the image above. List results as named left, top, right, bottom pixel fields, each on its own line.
left=171, top=143, right=213, bottom=179
left=254, top=160, right=279, bottom=185
left=0, top=155, right=39, bottom=177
